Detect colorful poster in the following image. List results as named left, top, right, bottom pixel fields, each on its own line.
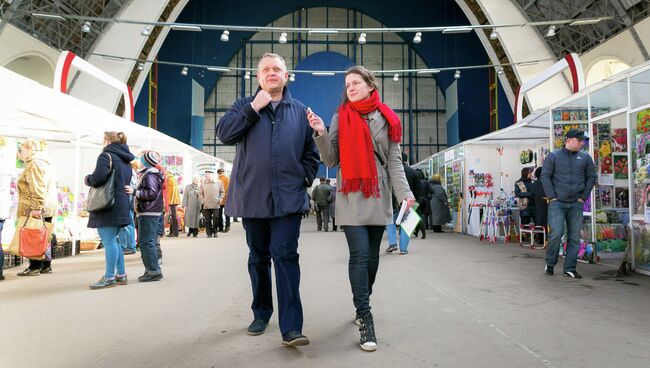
left=613, top=154, right=628, bottom=179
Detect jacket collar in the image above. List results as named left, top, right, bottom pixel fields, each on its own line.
left=253, top=86, right=293, bottom=105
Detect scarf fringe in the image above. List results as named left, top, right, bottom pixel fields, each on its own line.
left=340, top=178, right=380, bottom=198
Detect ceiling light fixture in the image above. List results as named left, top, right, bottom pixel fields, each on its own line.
left=220, top=30, right=230, bottom=42
left=489, top=29, right=498, bottom=40
left=244, top=71, right=251, bottom=80
left=181, top=66, right=188, bottom=76
left=289, top=73, right=296, bottom=82
left=454, top=70, right=461, bottom=79
left=412, top=32, right=422, bottom=44
left=137, top=62, right=144, bottom=71
left=171, top=24, right=202, bottom=32
left=278, top=32, right=288, bottom=44
left=496, top=66, right=504, bottom=75
left=358, top=33, right=367, bottom=44
left=545, top=25, right=556, bottom=37
left=393, top=74, right=399, bottom=82
left=207, top=66, right=231, bottom=72
left=32, top=13, right=65, bottom=21
left=443, top=27, right=472, bottom=34
left=81, top=21, right=91, bottom=33
left=141, top=27, right=151, bottom=36
left=569, top=18, right=603, bottom=26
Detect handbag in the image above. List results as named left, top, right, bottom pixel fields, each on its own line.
left=86, top=153, right=116, bottom=213
left=13, top=215, right=49, bottom=258
left=9, top=216, right=53, bottom=259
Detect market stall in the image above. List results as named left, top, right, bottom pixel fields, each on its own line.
left=0, top=67, right=228, bottom=260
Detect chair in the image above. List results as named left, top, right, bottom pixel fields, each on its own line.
left=519, top=224, right=546, bottom=249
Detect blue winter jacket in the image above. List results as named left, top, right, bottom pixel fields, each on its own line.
left=541, top=147, right=597, bottom=203
left=216, top=87, right=319, bottom=218
left=85, top=143, right=134, bottom=228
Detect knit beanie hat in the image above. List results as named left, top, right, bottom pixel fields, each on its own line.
left=141, top=150, right=161, bottom=168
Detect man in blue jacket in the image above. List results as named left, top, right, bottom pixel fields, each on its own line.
left=541, top=129, right=597, bottom=279
left=216, top=53, right=319, bottom=346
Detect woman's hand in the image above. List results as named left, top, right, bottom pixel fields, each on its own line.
left=125, top=185, right=134, bottom=195
left=406, top=197, right=416, bottom=209
left=307, top=108, right=326, bottom=136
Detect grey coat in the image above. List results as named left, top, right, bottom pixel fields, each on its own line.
left=429, top=182, right=452, bottom=225
left=314, top=110, right=413, bottom=226
left=182, top=184, right=202, bottom=228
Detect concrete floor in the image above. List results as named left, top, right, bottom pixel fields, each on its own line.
left=1, top=218, right=650, bottom=368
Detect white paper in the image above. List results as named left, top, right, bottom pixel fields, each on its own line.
left=599, top=174, right=614, bottom=186
left=395, top=200, right=409, bottom=225
left=400, top=209, right=422, bottom=237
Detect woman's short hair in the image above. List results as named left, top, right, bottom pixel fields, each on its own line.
left=341, top=65, right=380, bottom=103
left=104, top=131, right=127, bottom=144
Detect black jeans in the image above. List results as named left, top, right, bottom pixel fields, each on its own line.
left=188, top=228, right=199, bottom=236
left=169, top=204, right=179, bottom=236
left=29, top=217, right=54, bottom=270
left=342, top=225, right=385, bottom=315
left=217, top=205, right=230, bottom=231
left=203, top=208, right=218, bottom=236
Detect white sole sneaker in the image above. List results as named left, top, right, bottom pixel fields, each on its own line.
left=360, top=342, right=377, bottom=352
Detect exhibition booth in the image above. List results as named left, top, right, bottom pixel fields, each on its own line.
left=0, top=67, right=229, bottom=262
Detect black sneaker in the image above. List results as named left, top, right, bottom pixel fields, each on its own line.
left=247, top=319, right=269, bottom=336
left=385, top=245, right=398, bottom=253
left=138, top=273, right=163, bottom=282
left=0, top=275, right=5, bottom=281
left=40, top=267, right=52, bottom=274
left=89, top=276, right=117, bottom=290
left=563, top=271, right=582, bottom=279
left=281, top=330, right=310, bottom=346
left=359, top=312, right=377, bottom=352
left=545, top=265, right=554, bottom=275
left=17, top=268, right=40, bottom=276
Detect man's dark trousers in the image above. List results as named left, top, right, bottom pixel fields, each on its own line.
left=243, top=214, right=303, bottom=336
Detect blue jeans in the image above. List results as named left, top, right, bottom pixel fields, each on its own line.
left=138, top=216, right=162, bottom=275
left=343, top=225, right=385, bottom=315
left=0, top=219, right=5, bottom=277
left=546, top=200, right=583, bottom=272
left=243, top=214, right=303, bottom=336
left=387, top=211, right=410, bottom=251
left=117, top=211, right=136, bottom=252
left=97, top=226, right=125, bottom=279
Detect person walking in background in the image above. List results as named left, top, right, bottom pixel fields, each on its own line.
left=126, top=150, right=164, bottom=282
left=118, top=160, right=139, bottom=255
left=85, top=132, right=134, bottom=289
left=327, top=179, right=338, bottom=231
left=199, top=171, right=224, bottom=238
left=541, top=129, right=597, bottom=279
left=183, top=175, right=202, bottom=237
left=217, top=168, right=230, bottom=233
left=308, top=65, right=415, bottom=351
left=217, top=52, right=319, bottom=347
left=165, top=172, right=181, bottom=237
left=15, top=138, right=58, bottom=277
left=530, top=167, right=548, bottom=245
left=312, top=177, right=333, bottom=231
left=428, top=174, right=451, bottom=233
left=515, top=167, right=536, bottom=226
left=416, top=169, right=432, bottom=232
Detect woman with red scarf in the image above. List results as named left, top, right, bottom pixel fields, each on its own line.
left=308, top=66, right=415, bottom=352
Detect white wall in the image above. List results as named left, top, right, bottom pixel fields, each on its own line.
left=0, top=24, right=59, bottom=87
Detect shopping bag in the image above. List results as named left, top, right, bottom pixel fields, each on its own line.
left=9, top=216, right=53, bottom=259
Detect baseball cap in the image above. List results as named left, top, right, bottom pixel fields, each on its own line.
left=565, top=129, right=587, bottom=141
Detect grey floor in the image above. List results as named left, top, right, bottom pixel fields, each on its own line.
left=1, top=218, right=649, bottom=368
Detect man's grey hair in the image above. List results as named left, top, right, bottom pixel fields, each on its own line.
left=257, top=53, right=288, bottom=72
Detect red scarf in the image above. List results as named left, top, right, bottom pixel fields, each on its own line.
left=338, top=90, right=402, bottom=198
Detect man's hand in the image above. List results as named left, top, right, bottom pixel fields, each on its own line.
left=251, top=90, right=272, bottom=112
left=307, top=108, right=326, bottom=136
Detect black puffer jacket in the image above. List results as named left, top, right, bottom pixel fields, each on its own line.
left=541, top=147, right=597, bottom=203
left=85, top=143, right=134, bottom=228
